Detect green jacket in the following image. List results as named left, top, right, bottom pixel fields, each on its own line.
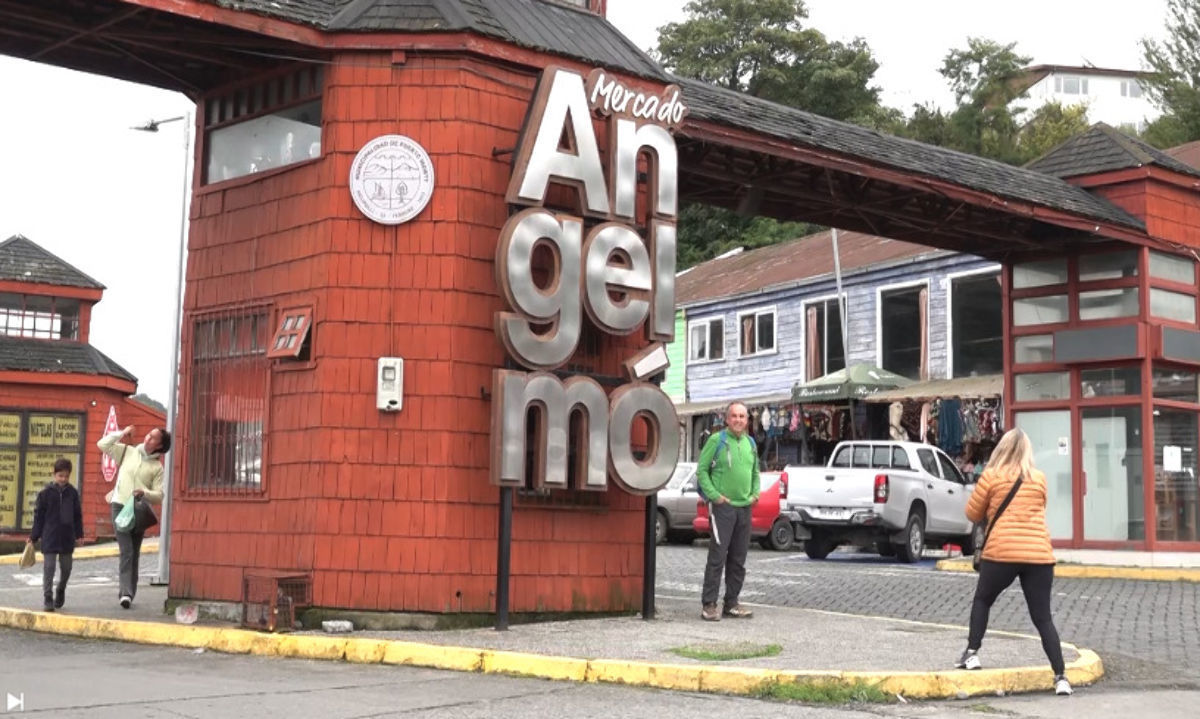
left=697, top=431, right=760, bottom=507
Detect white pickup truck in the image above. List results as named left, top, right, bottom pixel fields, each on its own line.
left=782, top=441, right=982, bottom=562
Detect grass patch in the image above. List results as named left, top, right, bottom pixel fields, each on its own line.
left=668, top=642, right=782, bottom=661
left=753, top=678, right=893, bottom=705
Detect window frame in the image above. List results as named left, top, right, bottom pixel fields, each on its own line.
left=735, top=305, right=778, bottom=359
left=803, top=293, right=847, bottom=381
left=0, top=293, right=82, bottom=341
left=686, top=315, right=725, bottom=364
left=267, top=306, right=314, bottom=360
left=945, top=265, right=1002, bottom=379
left=875, top=279, right=929, bottom=380
left=183, top=304, right=272, bottom=498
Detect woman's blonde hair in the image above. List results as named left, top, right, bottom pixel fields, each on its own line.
left=987, top=428, right=1034, bottom=478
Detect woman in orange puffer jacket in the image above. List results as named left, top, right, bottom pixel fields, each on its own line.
left=954, top=428, right=1072, bottom=696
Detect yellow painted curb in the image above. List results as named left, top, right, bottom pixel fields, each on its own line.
left=0, top=540, right=159, bottom=566
left=936, top=557, right=1200, bottom=583
left=0, top=605, right=1103, bottom=700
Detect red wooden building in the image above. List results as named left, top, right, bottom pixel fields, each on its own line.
left=0, top=235, right=165, bottom=542
left=2, top=0, right=1199, bottom=617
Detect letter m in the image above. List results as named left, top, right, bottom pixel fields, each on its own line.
left=490, top=369, right=609, bottom=491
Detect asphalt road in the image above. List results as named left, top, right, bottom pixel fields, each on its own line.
left=655, top=542, right=1200, bottom=689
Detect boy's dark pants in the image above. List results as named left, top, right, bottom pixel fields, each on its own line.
left=110, top=503, right=144, bottom=600
left=701, top=503, right=752, bottom=607
left=42, top=552, right=74, bottom=606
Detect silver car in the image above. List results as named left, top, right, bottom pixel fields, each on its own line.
left=655, top=462, right=700, bottom=544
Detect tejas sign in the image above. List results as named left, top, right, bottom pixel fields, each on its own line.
left=491, top=67, right=686, bottom=496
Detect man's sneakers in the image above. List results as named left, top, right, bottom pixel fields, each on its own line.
left=119, top=595, right=132, bottom=609
left=1054, top=675, right=1073, bottom=696
left=701, top=603, right=720, bottom=621
left=954, top=648, right=981, bottom=670
left=42, top=597, right=54, bottom=613
left=54, top=587, right=65, bottom=609
left=722, top=604, right=753, bottom=619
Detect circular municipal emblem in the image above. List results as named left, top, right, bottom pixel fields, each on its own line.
left=349, top=134, right=435, bottom=225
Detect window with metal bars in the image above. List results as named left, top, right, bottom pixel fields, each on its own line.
left=186, top=309, right=269, bottom=495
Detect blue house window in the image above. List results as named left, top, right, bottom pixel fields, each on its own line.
left=688, top=317, right=724, bottom=363
left=737, top=307, right=776, bottom=357
left=806, top=298, right=845, bottom=380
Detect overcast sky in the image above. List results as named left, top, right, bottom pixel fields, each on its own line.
left=0, top=0, right=1172, bottom=410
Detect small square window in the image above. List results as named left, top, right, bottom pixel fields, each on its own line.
left=268, top=307, right=313, bottom=359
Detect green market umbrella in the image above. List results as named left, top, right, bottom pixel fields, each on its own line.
left=791, top=363, right=912, bottom=404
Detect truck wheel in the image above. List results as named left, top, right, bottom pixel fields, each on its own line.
left=804, top=535, right=835, bottom=559
left=960, top=522, right=984, bottom=556
left=895, top=511, right=925, bottom=563
left=655, top=510, right=668, bottom=545
left=875, top=541, right=896, bottom=557
left=768, top=518, right=795, bottom=551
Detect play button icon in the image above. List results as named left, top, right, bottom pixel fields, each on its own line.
left=5, top=692, right=23, bottom=711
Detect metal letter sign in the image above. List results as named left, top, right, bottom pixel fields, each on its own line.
left=101, top=405, right=119, bottom=482
left=491, top=66, right=687, bottom=496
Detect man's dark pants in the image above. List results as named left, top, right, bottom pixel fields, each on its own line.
left=701, top=502, right=752, bottom=608
left=110, top=502, right=144, bottom=600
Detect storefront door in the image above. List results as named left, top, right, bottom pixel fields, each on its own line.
left=1081, top=407, right=1143, bottom=542
left=1015, top=410, right=1074, bottom=542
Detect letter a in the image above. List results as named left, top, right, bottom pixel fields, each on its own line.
left=507, top=66, right=610, bottom=216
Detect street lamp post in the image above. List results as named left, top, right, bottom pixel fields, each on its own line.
left=132, top=112, right=192, bottom=587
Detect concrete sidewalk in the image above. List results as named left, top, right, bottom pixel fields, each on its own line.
left=1, top=554, right=1103, bottom=701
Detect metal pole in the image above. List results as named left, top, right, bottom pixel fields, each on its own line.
left=830, top=228, right=849, bottom=359
left=495, top=486, right=513, bottom=630
left=153, top=111, right=192, bottom=586
left=642, top=494, right=656, bottom=620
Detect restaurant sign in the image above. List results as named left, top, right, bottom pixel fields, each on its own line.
left=491, top=67, right=686, bottom=496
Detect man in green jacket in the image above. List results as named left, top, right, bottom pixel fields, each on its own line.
left=697, top=401, right=759, bottom=621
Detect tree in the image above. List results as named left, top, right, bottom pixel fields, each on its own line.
left=1018, top=102, right=1093, bottom=162
left=1141, top=0, right=1200, bottom=146
left=656, top=0, right=887, bottom=266
left=936, top=38, right=1032, bottom=163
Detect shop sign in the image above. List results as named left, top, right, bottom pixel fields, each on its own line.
left=348, top=134, right=435, bottom=225
left=491, top=66, right=687, bottom=496
left=102, top=405, right=119, bottom=482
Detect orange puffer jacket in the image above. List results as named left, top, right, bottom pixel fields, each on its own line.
left=966, top=467, right=1056, bottom=564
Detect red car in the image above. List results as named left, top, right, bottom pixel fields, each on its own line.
left=692, top=471, right=795, bottom=550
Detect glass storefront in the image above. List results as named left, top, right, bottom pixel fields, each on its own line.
left=1081, top=407, right=1144, bottom=541
left=1015, top=410, right=1073, bottom=540
left=1153, top=409, right=1200, bottom=543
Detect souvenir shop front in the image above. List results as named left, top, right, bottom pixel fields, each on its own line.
left=864, top=375, right=1006, bottom=481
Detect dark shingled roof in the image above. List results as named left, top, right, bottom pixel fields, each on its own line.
left=0, top=235, right=104, bottom=289
left=198, top=1, right=1142, bottom=234
left=1027, top=123, right=1200, bottom=181
left=677, top=79, right=1145, bottom=232
left=677, top=230, right=947, bottom=306
left=0, top=336, right=135, bottom=383
left=204, top=0, right=665, bottom=79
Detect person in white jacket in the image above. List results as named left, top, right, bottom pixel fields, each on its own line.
left=98, top=425, right=171, bottom=609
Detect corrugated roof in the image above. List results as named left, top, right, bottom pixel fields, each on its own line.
left=0, top=235, right=104, bottom=289
left=676, top=231, right=945, bottom=306
left=1167, top=139, right=1200, bottom=171
left=678, top=79, right=1145, bottom=232
left=1026, top=123, right=1200, bottom=181
left=0, top=336, right=135, bottom=382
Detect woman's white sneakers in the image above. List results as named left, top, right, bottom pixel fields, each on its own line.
left=954, top=648, right=982, bottom=670
left=1054, top=675, right=1073, bottom=696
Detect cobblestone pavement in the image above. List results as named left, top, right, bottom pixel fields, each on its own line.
left=656, top=543, right=1200, bottom=688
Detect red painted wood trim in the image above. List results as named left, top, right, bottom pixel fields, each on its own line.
left=0, top=281, right=103, bottom=301
left=0, top=370, right=136, bottom=394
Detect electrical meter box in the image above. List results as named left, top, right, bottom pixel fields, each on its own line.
left=376, top=357, right=404, bottom=411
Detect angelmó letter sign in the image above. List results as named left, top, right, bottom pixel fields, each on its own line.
left=349, top=134, right=435, bottom=225
left=491, top=66, right=686, bottom=496
left=101, top=405, right=119, bottom=482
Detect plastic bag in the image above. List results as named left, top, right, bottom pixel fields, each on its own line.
left=19, top=542, right=36, bottom=569
left=114, top=495, right=136, bottom=533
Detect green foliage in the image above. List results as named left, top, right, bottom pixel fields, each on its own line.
left=1019, top=102, right=1092, bottom=161
left=656, top=0, right=884, bottom=266
left=669, top=642, right=783, bottom=661
left=753, top=678, right=893, bottom=704
left=1141, top=0, right=1200, bottom=145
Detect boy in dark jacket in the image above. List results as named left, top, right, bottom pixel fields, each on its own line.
left=27, top=458, right=83, bottom=612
